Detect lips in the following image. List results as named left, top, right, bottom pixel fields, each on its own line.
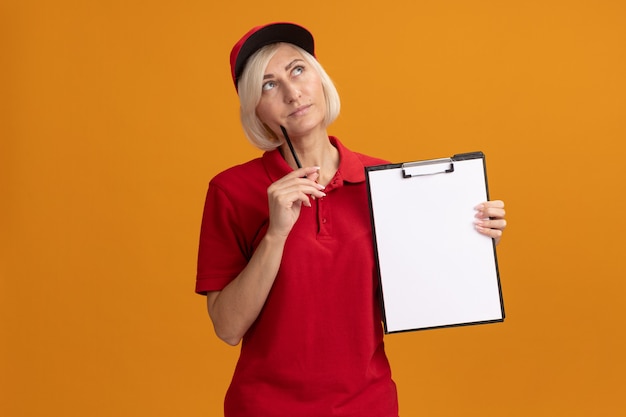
left=288, top=104, right=312, bottom=117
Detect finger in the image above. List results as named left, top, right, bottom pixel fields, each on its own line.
left=474, top=200, right=504, bottom=211
left=270, top=181, right=326, bottom=208
left=271, top=190, right=310, bottom=214
left=474, top=200, right=505, bottom=219
left=474, top=218, right=507, bottom=231
left=270, top=171, right=325, bottom=196
left=295, top=187, right=326, bottom=207
left=476, top=207, right=506, bottom=220
left=274, top=168, right=324, bottom=191
left=305, top=170, right=320, bottom=198
left=484, top=200, right=505, bottom=209
left=282, top=180, right=326, bottom=199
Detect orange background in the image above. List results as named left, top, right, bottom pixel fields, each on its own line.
left=2, top=1, right=625, bottom=416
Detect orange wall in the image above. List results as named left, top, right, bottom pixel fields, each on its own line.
left=2, top=1, right=625, bottom=416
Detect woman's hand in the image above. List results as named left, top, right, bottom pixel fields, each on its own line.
left=474, top=200, right=507, bottom=245
left=266, top=166, right=326, bottom=238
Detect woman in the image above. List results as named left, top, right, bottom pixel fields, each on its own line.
left=196, top=22, right=507, bottom=417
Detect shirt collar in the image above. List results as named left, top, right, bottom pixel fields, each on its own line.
left=262, top=136, right=366, bottom=184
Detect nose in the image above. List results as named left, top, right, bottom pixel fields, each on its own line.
left=283, top=82, right=301, bottom=103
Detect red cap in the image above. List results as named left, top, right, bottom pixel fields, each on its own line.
left=230, top=22, right=315, bottom=90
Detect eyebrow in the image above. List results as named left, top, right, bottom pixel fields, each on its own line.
left=263, top=59, right=305, bottom=80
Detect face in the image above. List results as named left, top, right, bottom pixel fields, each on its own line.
left=255, top=44, right=326, bottom=139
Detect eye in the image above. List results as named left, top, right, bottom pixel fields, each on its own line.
left=262, top=80, right=277, bottom=91
left=291, top=66, right=304, bottom=77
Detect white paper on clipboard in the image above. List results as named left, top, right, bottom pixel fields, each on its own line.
left=365, top=152, right=504, bottom=333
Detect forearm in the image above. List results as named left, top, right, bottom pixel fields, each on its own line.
left=207, top=231, right=287, bottom=345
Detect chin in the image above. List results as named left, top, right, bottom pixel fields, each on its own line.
left=286, top=117, right=325, bottom=136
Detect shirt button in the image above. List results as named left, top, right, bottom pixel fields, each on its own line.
left=322, top=218, right=327, bottom=224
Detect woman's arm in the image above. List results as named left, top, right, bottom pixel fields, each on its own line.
left=206, top=166, right=325, bottom=346
left=206, top=231, right=287, bottom=346
left=474, top=200, right=507, bottom=245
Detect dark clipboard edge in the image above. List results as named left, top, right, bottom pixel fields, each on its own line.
left=452, top=151, right=485, bottom=161
left=385, top=317, right=505, bottom=334
left=364, top=151, right=505, bottom=334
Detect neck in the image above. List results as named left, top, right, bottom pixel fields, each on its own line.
left=280, top=129, right=339, bottom=186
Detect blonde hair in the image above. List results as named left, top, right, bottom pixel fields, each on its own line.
left=237, top=43, right=341, bottom=151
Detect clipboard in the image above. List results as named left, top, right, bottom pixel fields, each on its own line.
left=365, top=152, right=504, bottom=333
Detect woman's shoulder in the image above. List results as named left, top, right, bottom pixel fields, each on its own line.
left=353, top=151, right=391, bottom=167
left=212, top=157, right=264, bottom=180
left=208, top=157, right=268, bottom=196
left=335, top=139, right=391, bottom=167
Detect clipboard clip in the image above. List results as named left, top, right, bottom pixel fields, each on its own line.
left=402, top=158, right=455, bottom=178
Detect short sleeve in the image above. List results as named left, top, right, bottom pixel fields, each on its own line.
left=195, top=182, right=249, bottom=295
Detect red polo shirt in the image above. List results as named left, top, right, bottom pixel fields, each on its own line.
left=196, top=137, right=398, bottom=417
